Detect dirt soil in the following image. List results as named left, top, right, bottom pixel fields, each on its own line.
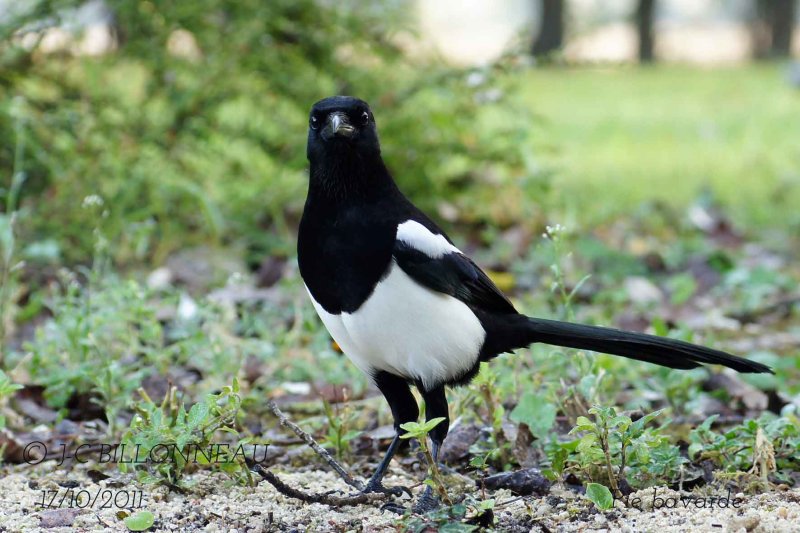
left=2, top=460, right=800, bottom=532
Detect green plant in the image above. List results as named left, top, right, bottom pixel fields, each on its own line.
left=472, top=362, right=511, bottom=466
left=548, top=406, right=679, bottom=494
left=585, top=482, right=614, bottom=510
left=688, top=412, right=800, bottom=483
left=469, top=450, right=495, bottom=500
left=509, top=391, right=557, bottom=440
left=0, top=369, right=22, bottom=432
left=119, top=379, right=253, bottom=487
left=22, top=274, right=161, bottom=430
left=542, top=223, right=592, bottom=324
left=320, top=398, right=361, bottom=463
left=0, top=96, right=28, bottom=356
left=400, top=502, right=477, bottom=533
left=400, top=417, right=453, bottom=506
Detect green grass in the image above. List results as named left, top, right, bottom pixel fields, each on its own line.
left=511, top=65, right=800, bottom=228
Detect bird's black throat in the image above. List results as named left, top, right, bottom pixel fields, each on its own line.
left=300, top=143, right=407, bottom=315
left=307, top=148, right=397, bottom=206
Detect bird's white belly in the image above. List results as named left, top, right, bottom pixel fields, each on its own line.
left=306, top=261, right=486, bottom=390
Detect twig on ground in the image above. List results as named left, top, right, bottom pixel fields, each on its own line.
left=267, top=398, right=364, bottom=491
left=253, top=464, right=387, bottom=507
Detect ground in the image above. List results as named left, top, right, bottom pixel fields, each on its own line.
left=2, top=462, right=800, bottom=531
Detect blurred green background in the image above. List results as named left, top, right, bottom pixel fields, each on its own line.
left=1, top=1, right=798, bottom=275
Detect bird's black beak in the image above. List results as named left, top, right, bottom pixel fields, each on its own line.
left=321, top=112, right=355, bottom=140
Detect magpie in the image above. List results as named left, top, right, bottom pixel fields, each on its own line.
left=297, top=95, right=773, bottom=510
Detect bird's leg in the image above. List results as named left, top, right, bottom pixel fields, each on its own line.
left=365, top=372, right=418, bottom=499
left=414, top=385, right=449, bottom=513
left=363, top=434, right=410, bottom=496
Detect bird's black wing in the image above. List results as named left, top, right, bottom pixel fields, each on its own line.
left=393, top=239, right=517, bottom=315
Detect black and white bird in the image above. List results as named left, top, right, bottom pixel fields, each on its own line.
left=297, top=96, right=772, bottom=510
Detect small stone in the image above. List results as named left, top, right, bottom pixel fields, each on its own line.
left=728, top=515, right=760, bottom=532
left=624, top=276, right=662, bottom=304
left=777, top=506, right=788, bottom=519
left=147, top=267, right=173, bottom=289
left=39, top=509, right=82, bottom=528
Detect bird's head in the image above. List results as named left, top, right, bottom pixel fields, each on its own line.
left=306, top=96, right=380, bottom=162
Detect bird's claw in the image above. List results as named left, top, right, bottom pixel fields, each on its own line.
left=380, top=501, right=408, bottom=515
left=363, top=481, right=412, bottom=498
left=412, top=493, right=440, bottom=514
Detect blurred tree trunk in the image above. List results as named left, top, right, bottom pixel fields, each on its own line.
left=752, top=0, right=797, bottom=59
left=532, top=0, right=564, bottom=56
left=636, top=0, right=656, bottom=63
left=771, top=0, right=796, bottom=57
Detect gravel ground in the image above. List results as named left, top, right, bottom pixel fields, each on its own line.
left=2, top=461, right=799, bottom=532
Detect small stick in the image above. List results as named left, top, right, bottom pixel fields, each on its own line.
left=267, top=398, right=364, bottom=491
left=254, top=465, right=386, bottom=507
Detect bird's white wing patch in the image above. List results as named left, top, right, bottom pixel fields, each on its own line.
left=396, top=220, right=460, bottom=258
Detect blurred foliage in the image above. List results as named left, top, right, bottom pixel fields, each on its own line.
left=0, top=0, right=542, bottom=269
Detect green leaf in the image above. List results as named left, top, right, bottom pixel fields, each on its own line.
left=187, top=401, right=209, bottom=429
left=651, top=316, right=669, bottom=337
left=551, top=446, right=568, bottom=475
left=630, top=409, right=664, bottom=434
left=509, top=392, right=557, bottom=439
left=399, top=421, right=423, bottom=439
left=479, top=498, right=496, bottom=511
left=585, top=483, right=614, bottom=510
left=668, top=273, right=697, bottom=305
left=400, top=417, right=446, bottom=439
left=576, top=433, right=597, bottom=453
left=696, top=414, right=719, bottom=434
left=610, top=415, right=631, bottom=431
left=421, top=417, right=446, bottom=433
left=124, top=510, right=155, bottom=531
left=438, top=522, right=477, bottom=533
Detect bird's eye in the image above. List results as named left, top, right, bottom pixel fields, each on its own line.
left=360, top=111, right=370, bottom=125
left=310, top=116, right=318, bottom=130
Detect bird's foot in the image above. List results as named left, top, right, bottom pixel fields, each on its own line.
left=412, top=492, right=440, bottom=514
left=362, top=480, right=413, bottom=499
left=380, top=501, right=408, bottom=515
left=365, top=480, right=412, bottom=514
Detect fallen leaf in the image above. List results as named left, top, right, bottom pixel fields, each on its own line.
left=124, top=510, right=155, bottom=531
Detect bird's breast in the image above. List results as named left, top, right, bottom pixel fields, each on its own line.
left=298, top=208, right=396, bottom=314
left=306, top=261, right=485, bottom=390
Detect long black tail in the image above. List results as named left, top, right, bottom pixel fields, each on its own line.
left=523, top=317, right=773, bottom=374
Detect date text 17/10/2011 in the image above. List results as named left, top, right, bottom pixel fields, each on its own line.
left=39, top=488, right=145, bottom=510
